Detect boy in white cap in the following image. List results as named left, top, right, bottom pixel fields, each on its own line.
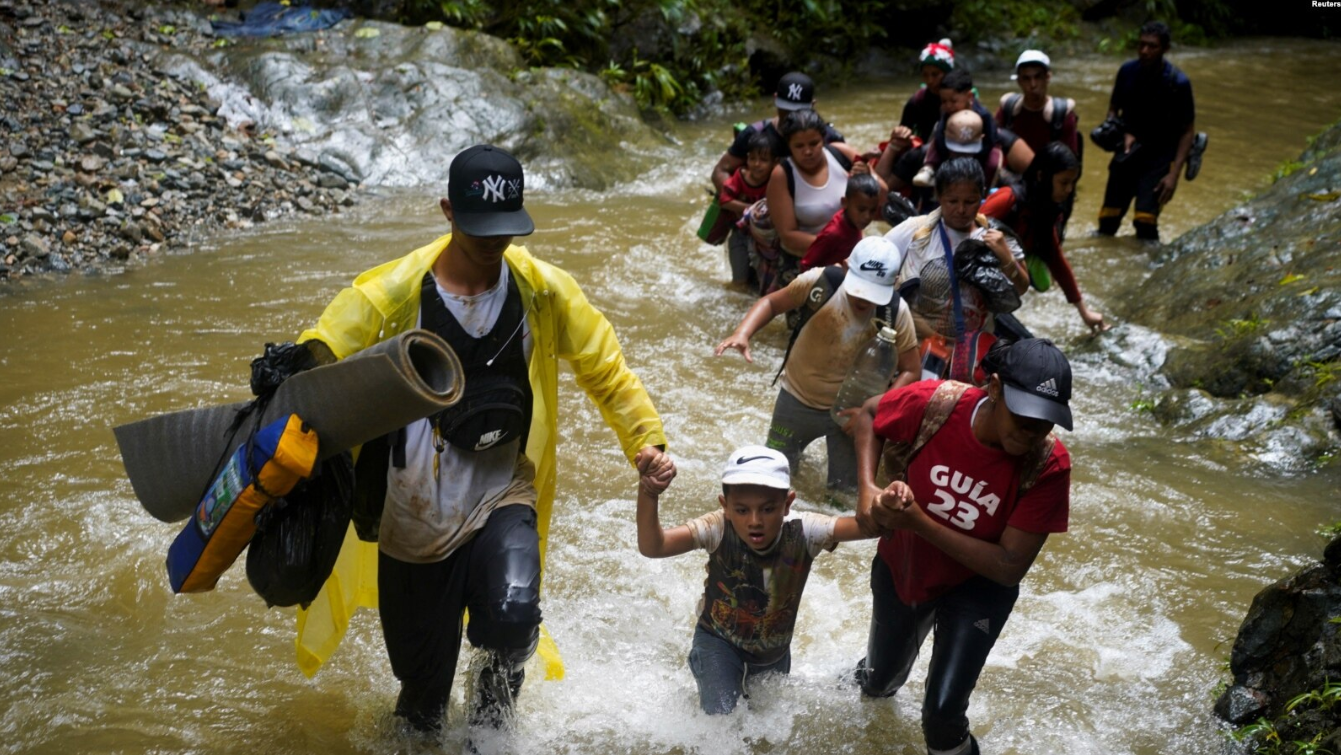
left=633, top=444, right=874, bottom=714
left=716, top=236, right=920, bottom=494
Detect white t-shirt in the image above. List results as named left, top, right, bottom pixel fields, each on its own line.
left=788, top=148, right=849, bottom=234
left=379, top=265, right=536, bottom=564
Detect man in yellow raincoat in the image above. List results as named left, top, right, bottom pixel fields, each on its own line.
left=294, top=145, right=667, bottom=732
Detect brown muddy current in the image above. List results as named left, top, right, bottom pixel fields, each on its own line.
left=1, top=39, right=1340, bottom=755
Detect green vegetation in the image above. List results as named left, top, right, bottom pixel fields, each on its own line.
left=951, top=0, right=1080, bottom=45
left=383, top=0, right=1285, bottom=114
left=1216, top=312, right=1269, bottom=341
left=1229, top=680, right=1341, bottom=754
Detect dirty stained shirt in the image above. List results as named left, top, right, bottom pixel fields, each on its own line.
left=779, top=267, right=918, bottom=411
left=379, top=266, right=537, bottom=564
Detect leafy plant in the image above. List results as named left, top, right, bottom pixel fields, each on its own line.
left=1216, top=312, right=1269, bottom=341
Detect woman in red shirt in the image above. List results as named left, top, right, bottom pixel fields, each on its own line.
left=850, top=338, right=1073, bottom=755
left=982, top=142, right=1108, bottom=333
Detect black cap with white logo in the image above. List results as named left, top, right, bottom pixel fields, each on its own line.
left=774, top=72, right=815, bottom=111
left=447, top=144, right=535, bottom=238
left=996, top=338, right=1073, bottom=431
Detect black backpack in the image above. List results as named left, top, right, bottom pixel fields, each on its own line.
left=1001, top=94, right=1083, bottom=167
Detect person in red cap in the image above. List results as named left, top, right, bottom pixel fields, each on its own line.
left=849, top=336, right=1073, bottom=755
left=296, top=144, right=667, bottom=735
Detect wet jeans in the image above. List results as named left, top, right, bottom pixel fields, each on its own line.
left=688, top=626, right=791, bottom=715
left=859, top=555, right=1018, bottom=752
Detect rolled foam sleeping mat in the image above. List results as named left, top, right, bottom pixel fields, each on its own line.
left=116, top=329, right=464, bottom=523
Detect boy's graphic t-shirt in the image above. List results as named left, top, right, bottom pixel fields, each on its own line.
left=872, top=381, right=1070, bottom=604
left=685, top=510, right=838, bottom=665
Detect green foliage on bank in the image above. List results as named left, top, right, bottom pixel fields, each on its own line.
left=1229, top=679, right=1341, bottom=755
left=388, top=0, right=1278, bottom=114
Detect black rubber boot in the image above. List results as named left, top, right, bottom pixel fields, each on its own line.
left=469, top=646, right=530, bottom=729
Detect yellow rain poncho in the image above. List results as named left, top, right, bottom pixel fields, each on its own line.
left=293, top=235, right=666, bottom=678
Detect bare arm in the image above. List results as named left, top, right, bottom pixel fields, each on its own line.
left=712, top=152, right=744, bottom=194
left=892, top=344, right=920, bottom=390
left=634, top=448, right=694, bottom=558
left=981, top=229, right=1029, bottom=295
left=852, top=395, right=888, bottom=537
left=832, top=515, right=878, bottom=543
left=766, top=163, right=814, bottom=257
left=714, top=277, right=799, bottom=362
left=1155, top=121, right=1196, bottom=205
left=871, top=485, right=1050, bottom=586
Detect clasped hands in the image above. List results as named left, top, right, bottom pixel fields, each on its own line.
left=857, top=479, right=923, bottom=537
left=635, top=446, right=676, bottom=497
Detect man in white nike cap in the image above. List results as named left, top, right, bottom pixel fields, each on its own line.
left=716, top=236, right=921, bottom=495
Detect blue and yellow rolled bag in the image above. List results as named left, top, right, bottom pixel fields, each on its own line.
left=167, top=415, right=318, bottom=593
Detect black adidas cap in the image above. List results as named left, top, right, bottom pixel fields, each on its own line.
left=447, top=145, right=535, bottom=238
left=997, top=338, right=1073, bottom=431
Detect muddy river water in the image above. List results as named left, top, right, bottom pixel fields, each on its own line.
left=1, top=38, right=1340, bottom=755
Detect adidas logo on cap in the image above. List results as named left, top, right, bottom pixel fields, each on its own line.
left=1036, top=378, right=1059, bottom=397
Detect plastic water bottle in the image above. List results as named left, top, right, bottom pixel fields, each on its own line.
left=831, top=326, right=900, bottom=426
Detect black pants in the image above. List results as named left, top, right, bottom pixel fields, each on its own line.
left=378, top=504, right=541, bottom=730
left=860, top=555, right=1018, bottom=752
left=1098, top=146, right=1175, bottom=240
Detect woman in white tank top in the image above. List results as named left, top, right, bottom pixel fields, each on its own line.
left=766, top=109, right=883, bottom=258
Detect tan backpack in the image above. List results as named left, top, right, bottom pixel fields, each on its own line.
left=881, top=380, right=1055, bottom=495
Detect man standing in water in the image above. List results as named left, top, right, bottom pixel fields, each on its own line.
left=709, top=71, right=844, bottom=194
left=1096, top=21, right=1202, bottom=241
left=297, top=144, right=667, bottom=733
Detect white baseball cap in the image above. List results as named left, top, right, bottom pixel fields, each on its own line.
left=843, top=236, right=902, bottom=305
left=721, top=445, right=790, bottom=489
left=1011, top=50, right=1051, bottom=80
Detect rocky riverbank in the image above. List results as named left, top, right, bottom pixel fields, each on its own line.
left=1114, top=119, right=1341, bottom=473
left=0, top=0, right=663, bottom=280
left=0, top=0, right=369, bottom=278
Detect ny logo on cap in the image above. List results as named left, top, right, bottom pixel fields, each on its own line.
left=787, top=83, right=804, bottom=100
left=480, top=175, right=522, bottom=203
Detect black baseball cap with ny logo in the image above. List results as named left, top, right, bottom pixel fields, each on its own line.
left=447, top=144, right=535, bottom=237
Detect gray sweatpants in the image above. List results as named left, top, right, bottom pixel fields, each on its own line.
left=765, top=387, right=857, bottom=492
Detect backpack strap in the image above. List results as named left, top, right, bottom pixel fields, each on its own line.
left=1049, top=96, right=1069, bottom=141
left=825, top=144, right=853, bottom=172
left=773, top=265, right=845, bottom=385
left=1017, top=433, right=1057, bottom=495
left=1000, top=93, right=1022, bottom=130
left=782, top=157, right=796, bottom=198
left=880, top=380, right=970, bottom=481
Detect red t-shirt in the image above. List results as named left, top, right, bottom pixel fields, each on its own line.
left=719, top=168, right=769, bottom=219
left=873, top=381, right=1070, bottom=604
left=799, top=209, right=861, bottom=271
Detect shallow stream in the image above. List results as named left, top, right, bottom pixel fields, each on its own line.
left=1, top=38, right=1340, bottom=755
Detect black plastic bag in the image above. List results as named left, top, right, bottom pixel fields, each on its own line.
left=1090, top=115, right=1126, bottom=153
left=954, top=238, right=1022, bottom=315
left=246, top=452, right=354, bottom=608
left=250, top=341, right=320, bottom=398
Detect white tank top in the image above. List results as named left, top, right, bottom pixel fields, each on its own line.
left=787, top=148, right=848, bottom=234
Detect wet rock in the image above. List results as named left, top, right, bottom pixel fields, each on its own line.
left=1216, top=539, right=1341, bottom=736
left=1119, top=119, right=1341, bottom=468
left=69, top=121, right=97, bottom=144
left=20, top=234, right=50, bottom=259
left=317, top=172, right=349, bottom=190
left=10, top=142, right=30, bottom=159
